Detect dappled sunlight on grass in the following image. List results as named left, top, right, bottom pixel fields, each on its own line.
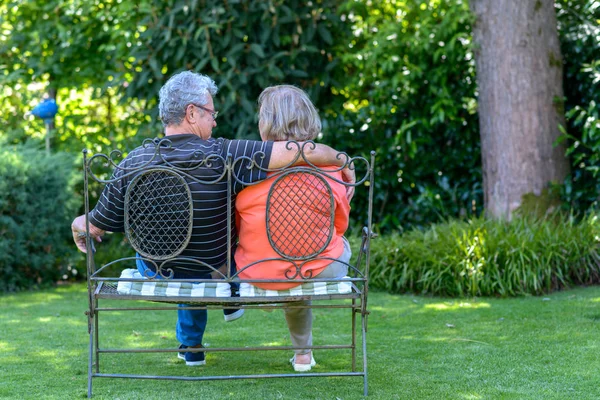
left=38, top=350, right=59, bottom=358
left=369, top=304, right=415, bottom=313
left=460, top=394, right=483, bottom=400
left=447, top=338, right=496, bottom=346
left=424, top=301, right=491, bottom=311
left=260, top=340, right=286, bottom=346
left=6, top=315, right=86, bottom=331
left=0, top=341, right=14, bottom=351
left=589, top=297, right=600, bottom=303
left=413, top=336, right=496, bottom=346
left=110, top=330, right=175, bottom=349
left=10, top=293, right=66, bottom=308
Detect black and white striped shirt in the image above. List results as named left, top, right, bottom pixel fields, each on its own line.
left=89, top=134, right=273, bottom=278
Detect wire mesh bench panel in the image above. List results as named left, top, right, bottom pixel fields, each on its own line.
left=125, top=168, right=193, bottom=260
left=267, top=170, right=335, bottom=262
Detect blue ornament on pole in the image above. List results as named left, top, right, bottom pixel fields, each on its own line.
left=32, top=98, right=58, bottom=123
left=31, top=98, right=58, bottom=154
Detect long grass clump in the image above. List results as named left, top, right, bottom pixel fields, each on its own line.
left=367, top=214, right=600, bottom=297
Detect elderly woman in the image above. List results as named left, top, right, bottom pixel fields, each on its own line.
left=235, top=85, right=351, bottom=372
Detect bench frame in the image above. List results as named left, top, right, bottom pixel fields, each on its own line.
left=81, top=140, right=376, bottom=397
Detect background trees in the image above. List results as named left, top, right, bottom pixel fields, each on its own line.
left=328, top=0, right=481, bottom=228
left=0, top=0, right=598, bottom=230
left=557, top=0, right=600, bottom=211
left=124, top=0, right=348, bottom=140
left=0, top=0, right=599, bottom=293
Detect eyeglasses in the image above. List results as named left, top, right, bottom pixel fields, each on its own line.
left=191, top=103, right=218, bottom=120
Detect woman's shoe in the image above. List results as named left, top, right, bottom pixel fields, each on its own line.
left=290, top=353, right=316, bottom=372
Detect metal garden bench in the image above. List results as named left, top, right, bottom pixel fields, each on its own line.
left=80, top=140, right=376, bottom=397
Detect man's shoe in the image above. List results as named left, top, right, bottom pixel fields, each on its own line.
left=177, top=344, right=206, bottom=366
left=223, top=308, right=244, bottom=322
left=177, top=344, right=187, bottom=361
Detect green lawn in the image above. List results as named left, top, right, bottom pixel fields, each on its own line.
left=1, top=284, right=600, bottom=399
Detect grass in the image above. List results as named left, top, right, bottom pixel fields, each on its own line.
left=2, top=284, right=600, bottom=399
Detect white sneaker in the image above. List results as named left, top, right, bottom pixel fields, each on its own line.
left=290, top=353, right=316, bottom=372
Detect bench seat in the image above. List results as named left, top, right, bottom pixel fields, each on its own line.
left=95, top=268, right=359, bottom=304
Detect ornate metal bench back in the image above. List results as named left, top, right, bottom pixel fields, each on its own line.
left=124, top=168, right=194, bottom=260
left=266, top=170, right=335, bottom=260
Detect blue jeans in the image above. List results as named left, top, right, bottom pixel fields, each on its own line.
left=135, top=257, right=210, bottom=346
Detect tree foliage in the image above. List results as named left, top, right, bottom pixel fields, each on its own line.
left=0, top=0, right=348, bottom=147
left=0, top=0, right=599, bottom=233
left=0, top=0, right=153, bottom=152
left=327, top=0, right=481, bottom=229
left=123, top=0, right=348, bottom=139
left=557, top=0, right=600, bottom=211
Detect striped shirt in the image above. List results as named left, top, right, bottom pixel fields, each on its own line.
left=89, top=134, right=273, bottom=278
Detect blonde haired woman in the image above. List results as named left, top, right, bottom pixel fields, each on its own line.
left=235, top=85, right=351, bottom=371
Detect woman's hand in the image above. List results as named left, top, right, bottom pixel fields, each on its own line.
left=342, top=165, right=355, bottom=202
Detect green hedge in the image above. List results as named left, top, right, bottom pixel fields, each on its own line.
left=366, top=214, right=600, bottom=297
left=0, top=146, right=80, bottom=292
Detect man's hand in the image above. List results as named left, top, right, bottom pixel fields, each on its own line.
left=71, top=215, right=104, bottom=253
left=342, top=165, right=355, bottom=202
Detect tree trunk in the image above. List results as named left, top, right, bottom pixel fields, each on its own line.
left=470, top=0, right=570, bottom=219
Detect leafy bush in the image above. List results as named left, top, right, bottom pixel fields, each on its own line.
left=2, top=0, right=599, bottom=233
left=0, top=145, right=80, bottom=292
left=0, top=1, right=152, bottom=153
left=117, top=0, right=350, bottom=140
left=1, top=1, right=481, bottom=230
left=326, top=0, right=481, bottom=231
left=557, top=0, right=600, bottom=211
left=367, top=214, right=600, bottom=297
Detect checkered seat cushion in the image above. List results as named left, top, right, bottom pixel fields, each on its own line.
left=239, top=279, right=353, bottom=297
left=116, top=269, right=231, bottom=297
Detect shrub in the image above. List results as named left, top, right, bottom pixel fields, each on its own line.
left=0, top=145, right=80, bottom=292
left=366, top=214, right=600, bottom=297
left=122, top=0, right=349, bottom=140
left=327, top=0, right=481, bottom=231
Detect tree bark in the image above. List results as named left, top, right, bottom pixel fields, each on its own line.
left=470, top=0, right=570, bottom=219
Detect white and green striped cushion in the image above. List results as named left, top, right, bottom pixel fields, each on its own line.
left=239, top=279, right=353, bottom=297
left=116, top=269, right=231, bottom=297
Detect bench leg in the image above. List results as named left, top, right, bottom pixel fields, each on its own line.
left=87, top=318, right=94, bottom=398
left=362, top=311, right=368, bottom=396
left=94, top=310, right=99, bottom=373
left=351, top=302, right=357, bottom=371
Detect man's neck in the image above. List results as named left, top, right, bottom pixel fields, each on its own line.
left=165, top=125, right=190, bottom=136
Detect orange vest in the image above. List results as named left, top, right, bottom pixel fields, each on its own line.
left=235, top=167, right=350, bottom=289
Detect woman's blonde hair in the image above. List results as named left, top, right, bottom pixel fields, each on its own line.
left=257, top=85, right=321, bottom=141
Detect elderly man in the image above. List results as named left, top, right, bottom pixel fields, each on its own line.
left=71, top=71, right=354, bottom=366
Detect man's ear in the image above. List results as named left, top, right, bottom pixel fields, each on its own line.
left=185, top=104, right=195, bottom=123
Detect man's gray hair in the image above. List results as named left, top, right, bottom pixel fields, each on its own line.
left=158, top=71, right=218, bottom=127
